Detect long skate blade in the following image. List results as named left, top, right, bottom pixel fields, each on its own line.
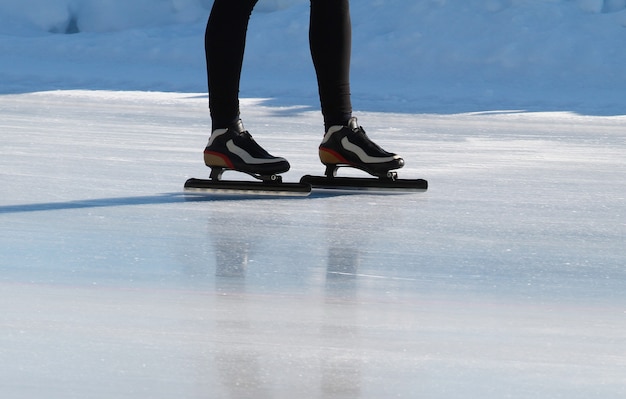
left=300, top=175, right=428, bottom=194
left=184, top=178, right=311, bottom=197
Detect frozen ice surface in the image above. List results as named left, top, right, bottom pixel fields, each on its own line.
left=1, top=91, right=625, bottom=398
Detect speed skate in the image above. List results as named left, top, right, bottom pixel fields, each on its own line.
left=184, top=165, right=428, bottom=196
left=187, top=117, right=428, bottom=196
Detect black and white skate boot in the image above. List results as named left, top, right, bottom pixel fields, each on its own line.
left=318, top=117, right=404, bottom=179
left=204, top=120, right=290, bottom=181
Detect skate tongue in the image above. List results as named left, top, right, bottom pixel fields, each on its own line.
left=231, top=119, right=245, bottom=133
left=347, top=117, right=359, bottom=130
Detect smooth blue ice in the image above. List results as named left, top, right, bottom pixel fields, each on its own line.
left=1, top=92, right=625, bottom=398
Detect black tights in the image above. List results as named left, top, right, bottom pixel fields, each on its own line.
left=205, top=0, right=353, bottom=131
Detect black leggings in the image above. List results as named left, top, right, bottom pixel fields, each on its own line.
left=205, top=0, right=353, bottom=130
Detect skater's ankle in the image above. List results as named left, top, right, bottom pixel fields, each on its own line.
left=324, top=114, right=353, bottom=132
left=212, top=117, right=244, bottom=133
left=325, top=117, right=360, bottom=134
left=325, top=117, right=359, bottom=133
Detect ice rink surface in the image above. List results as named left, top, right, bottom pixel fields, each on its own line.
left=1, top=91, right=625, bottom=398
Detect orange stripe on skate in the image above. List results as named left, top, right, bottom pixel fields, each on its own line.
left=204, top=150, right=234, bottom=169
left=319, top=148, right=350, bottom=165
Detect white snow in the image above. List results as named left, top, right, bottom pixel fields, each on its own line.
left=1, top=1, right=626, bottom=398
left=2, top=0, right=626, bottom=112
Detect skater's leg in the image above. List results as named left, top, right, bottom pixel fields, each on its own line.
left=205, top=0, right=259, bottom=130
left=310, top=0, right=403, bottom=176
left=309, top=0, right=353, bottom=130
left=204, top=0, right=289, bottom=176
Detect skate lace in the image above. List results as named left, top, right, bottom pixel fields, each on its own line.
left=236, top=130, right=272, bottom=157
left=351, top=125, right=388, bottom=154
left=239, top=130, right=254, bottom=141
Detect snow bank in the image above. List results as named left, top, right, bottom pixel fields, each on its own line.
left=1, top=0, right=626, bottom=113
left=0, top=0, right=308, bottom=34
left=0, top=0, right=204, bottom=34
left=1, top=0, right=625, bottom=35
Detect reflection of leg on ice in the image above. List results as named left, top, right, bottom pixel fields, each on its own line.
left=327, top=247, right=359, bottom=277
left=215, top=238, right=249, bottom=278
